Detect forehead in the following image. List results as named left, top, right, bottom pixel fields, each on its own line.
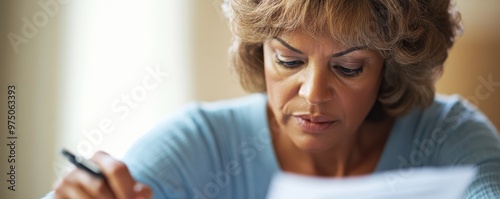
left=280, top=29, right=337, bottom=45
left=274, top=29, right=354, bottom=53
left=271, top=28, right=383, bottom=59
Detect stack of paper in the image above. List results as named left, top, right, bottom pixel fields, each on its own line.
left=266, top=167, right=476, bottom=199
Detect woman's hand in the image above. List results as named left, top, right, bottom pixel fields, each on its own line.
left=52, top=151, right=152, bottom=199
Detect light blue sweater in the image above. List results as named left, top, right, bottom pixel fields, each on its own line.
left=44, top=93, right=500, bottom=198
left=122, top=93, right=500, bottom=199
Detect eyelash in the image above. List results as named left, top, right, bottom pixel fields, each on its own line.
left=274, top=56, right=364, bottom=77
left=275, top=59, right=304, bottom=69
left=332, top=65, right=364, bottom=77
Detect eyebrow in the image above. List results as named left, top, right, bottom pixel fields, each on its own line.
left=274, top=37, right=303, bottom=54
left=332, top=46, right=367, bottom=57
left=273, top=37, right=366, bottom=57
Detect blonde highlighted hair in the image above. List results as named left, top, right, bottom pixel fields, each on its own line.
left=224, top=0, right=462, bottom=117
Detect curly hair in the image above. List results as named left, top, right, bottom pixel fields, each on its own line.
left=224, top=0, right=463, bottom=117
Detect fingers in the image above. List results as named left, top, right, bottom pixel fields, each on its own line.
left=91, top=151, right=136, bottom=199
left=52, top=170, right=94, bottom=199
left=134, top=183, right=153, bottom=199
left=73, top=168, right=115, bottom=199
left=52, top=151, right=152, bottom=199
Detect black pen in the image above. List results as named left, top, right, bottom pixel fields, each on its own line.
left=62, top=149, right=106, bottom=179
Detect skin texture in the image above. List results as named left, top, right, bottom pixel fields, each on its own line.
left=264, top=29, right=394, bottom=177
left=52, top=151, right=152, bottom=199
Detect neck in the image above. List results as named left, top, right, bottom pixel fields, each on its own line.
left=272, top=117, right=394, bottom=177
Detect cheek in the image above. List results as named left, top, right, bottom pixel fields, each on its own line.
left=263, top=48, right=299, bottom=111
left=337, top=73, right=382, bottom=124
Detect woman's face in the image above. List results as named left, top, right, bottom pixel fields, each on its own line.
left=264, top=29, right=385, bottom=153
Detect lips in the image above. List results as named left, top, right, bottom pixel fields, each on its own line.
left=293, top=115, right=336, bottom=133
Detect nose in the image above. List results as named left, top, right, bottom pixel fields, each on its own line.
left=298, top=65, right=335, bottom=105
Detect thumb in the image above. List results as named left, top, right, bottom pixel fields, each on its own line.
left=134, top=183, right=153, bottom=199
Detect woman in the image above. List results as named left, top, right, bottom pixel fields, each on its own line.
left=50, top=0, right=500, bottom=198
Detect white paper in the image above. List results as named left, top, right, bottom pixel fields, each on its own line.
left=266, top=166, right=476, bottom=199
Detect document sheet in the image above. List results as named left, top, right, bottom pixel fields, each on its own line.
left=266, top=166, right=476, bottom=199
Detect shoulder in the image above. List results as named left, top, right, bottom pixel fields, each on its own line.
left=121, top=94, right=271, bottom=198
left=424, top=96, right=500, bottom=198
left=182, top=93, right=267, bottom=122
left=146, top=93, right=267, bottom=136
left=188, top=93, right=268, bottom=127
left=124, top=93, right=268, bottom=159
left=435, top=94, right=498, bottom=134
left=401, top=94, right=497, bottom=138
left=386, top=94, right=500, bottom=167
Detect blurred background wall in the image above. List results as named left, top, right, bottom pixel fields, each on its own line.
left=0, top=0, right=498, bottom=198
left=436, top=0, right=500, bottom=128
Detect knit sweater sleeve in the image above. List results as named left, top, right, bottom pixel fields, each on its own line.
left=435, top=98, right=500, bottom=198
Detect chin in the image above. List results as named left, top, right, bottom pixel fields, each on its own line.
left=292, top=137, right=336, bottom=153
left=287, top=125, right=347, bottom=153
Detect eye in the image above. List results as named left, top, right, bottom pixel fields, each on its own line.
left=333, top=65, right=363, bottom=77
left=275, top=55, right=304, bottom=69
